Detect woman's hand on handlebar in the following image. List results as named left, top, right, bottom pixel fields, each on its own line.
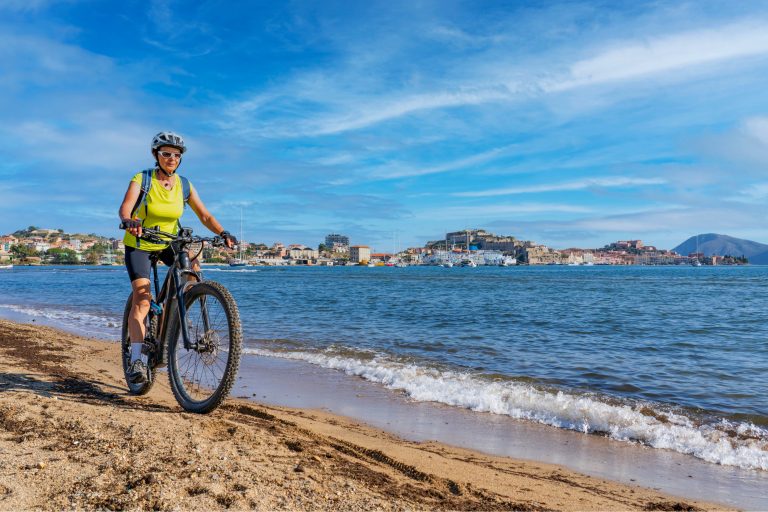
left=220, top=230, right=238, bottom=249
left=121, top=218, right=142, bottom=238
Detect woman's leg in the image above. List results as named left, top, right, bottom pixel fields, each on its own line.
left=128, top=278, right=151, bottom=361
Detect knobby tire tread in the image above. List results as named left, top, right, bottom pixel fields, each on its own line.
left=166, top=281, right=242, bottom=414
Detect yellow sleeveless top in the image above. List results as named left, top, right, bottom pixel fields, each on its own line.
left=122, top=171, right=195, bottom=252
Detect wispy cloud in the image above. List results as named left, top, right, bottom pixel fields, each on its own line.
left=743, top=116, right=768, bottom=145
left=455, top=177, right=666, bottom=197
left=428, top=25, right=509, bottom=48
left=429, top=203, right=593, bottom=219
left=3, top=2, right=768, bottom=249
left=548, top=21, right=768, bottom=91
left=222, top=18, right=768, bottom=139
left=369, top=144, right=519, bottom=180
left=731, top=182, right=768, bottom=203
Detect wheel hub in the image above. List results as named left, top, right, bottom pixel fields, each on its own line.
left=197, top=329, right=220, bottom=364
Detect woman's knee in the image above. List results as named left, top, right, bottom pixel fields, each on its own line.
left=131, top=279, right=151, bottom=309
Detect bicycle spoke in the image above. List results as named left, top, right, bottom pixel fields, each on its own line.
left=171, top=290, right=233, bottom=404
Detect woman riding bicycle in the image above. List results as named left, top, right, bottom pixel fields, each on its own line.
left=118, top=131, right=236, bottom=385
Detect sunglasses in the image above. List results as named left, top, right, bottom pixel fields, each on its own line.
left=158, top=150, right=182, bottom=159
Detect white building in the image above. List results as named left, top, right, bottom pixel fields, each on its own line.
left=288, top=247, right=319, bottom=260
left=350, top=245, right=371, bottom=263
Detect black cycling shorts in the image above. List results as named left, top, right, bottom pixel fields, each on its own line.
left=124, top=245, right=175, bottom=282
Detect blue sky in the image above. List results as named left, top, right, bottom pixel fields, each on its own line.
left=2, top=0, right=768, bottom=251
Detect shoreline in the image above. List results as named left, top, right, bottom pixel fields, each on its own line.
left=235, top=353, right=768, bottom=509
left=0, top=318, right=733, bottom=511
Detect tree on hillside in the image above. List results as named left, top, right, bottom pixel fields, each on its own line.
left=46, top=248, right=79, bottom=264
left=10, top=244, right=39, bottom=262
left=13, top=226, right=39, bottom=237
left=83, top=243, right=109, bottom=265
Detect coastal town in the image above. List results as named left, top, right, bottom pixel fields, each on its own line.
left=0, top=226, right=748, bottom=267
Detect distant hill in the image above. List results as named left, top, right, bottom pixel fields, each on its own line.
left=673, top=234, right=768, bottom=263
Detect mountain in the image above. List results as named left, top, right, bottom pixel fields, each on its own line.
left=672, top=234, right=768, bottom=263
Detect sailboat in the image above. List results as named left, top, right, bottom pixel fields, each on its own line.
left=691, top=234, right=702, bottom=267
left=229, top=209, right=247, bottom=267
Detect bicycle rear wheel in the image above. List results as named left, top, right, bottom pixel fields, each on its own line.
left=121, top=292, right=157, bottom=395
left=166, top=281, right=242, bottom=413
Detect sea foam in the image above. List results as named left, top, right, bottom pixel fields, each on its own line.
left=0, top=303, right=120, bottom=340
left=244, top=345, right=768, bottom=471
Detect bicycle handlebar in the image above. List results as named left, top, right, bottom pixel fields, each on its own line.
left=119, top=223, right=229, bottom=248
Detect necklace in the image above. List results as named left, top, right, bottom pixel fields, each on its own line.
left=155, top=169, right=175, bottom=190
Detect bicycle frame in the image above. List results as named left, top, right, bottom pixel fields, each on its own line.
left=149, top=238, right=204, bottom=357
left=122, top=223, right=226, bottom=362
left=121, top=223, right=240, bottom=412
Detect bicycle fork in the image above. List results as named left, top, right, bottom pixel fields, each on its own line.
left=173, top=263, right=209, bottom=351
left=173, top=266, right=196, bottom=351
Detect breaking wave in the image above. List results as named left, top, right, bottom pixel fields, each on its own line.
left=244, top=344, right=768, bottom=471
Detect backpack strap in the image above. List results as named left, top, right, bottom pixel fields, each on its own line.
left=130, top=168, right=154, bottom=218
left=180, top=175, right=191, bottom=206
left=176, top=175, right=192, bottom=232
left=130, top=168, right=155, bottom=248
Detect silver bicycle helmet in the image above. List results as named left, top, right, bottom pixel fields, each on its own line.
left=151, top=131, right=186, bottom=154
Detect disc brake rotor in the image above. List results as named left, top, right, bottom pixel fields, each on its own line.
left=197, top=329, right=221, bottom=364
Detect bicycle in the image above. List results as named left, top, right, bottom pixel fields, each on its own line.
left=119, top=224, right=242, bottom=414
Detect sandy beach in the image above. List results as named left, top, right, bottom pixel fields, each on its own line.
left=0, top=318, right=730, bottom=511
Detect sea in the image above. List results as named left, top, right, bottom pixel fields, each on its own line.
left=1, top=264, right=767, bottom=504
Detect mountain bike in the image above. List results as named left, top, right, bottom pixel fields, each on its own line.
left=119, top=224, right=242, bottom=414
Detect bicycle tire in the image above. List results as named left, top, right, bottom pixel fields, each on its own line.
left=121, top=292, right=157, bottom=395
left=166, top=281, right=242, bottom=413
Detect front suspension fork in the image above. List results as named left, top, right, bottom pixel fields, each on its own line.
left=173, top=265, right=204, bottom=351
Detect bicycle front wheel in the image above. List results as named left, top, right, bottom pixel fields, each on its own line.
left=166, top=281, right=242, bottom=413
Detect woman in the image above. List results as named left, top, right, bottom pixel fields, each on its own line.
left=118, top=131, right=236, bottom=385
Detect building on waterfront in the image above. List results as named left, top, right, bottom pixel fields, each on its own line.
left=593, top=251, right=634, bottom=265
left=634, top=251, right=689, bottom=265
left=350, top=245, right=371, bottom=264
left=271, top=242, right=286, bottom=258
left=0, top=236, right=17, bottom=252
left=370, top=253, right=392, bottom=263
left=325, top=233, right=350, bottom=253
left=521, top=245, right=565, bottom=265
left=443, top=229, right=522, bottom=253
left=288, top=246, right=319, bottom=261
left=560, top=249, right=595, bottom=264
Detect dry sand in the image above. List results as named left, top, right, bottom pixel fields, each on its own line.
left=0, top=319, right=730, bottom=511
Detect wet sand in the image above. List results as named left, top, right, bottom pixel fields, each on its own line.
left=0, top=319, right=733, bottom=510
left=234, top=355, right=768, bottom=510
